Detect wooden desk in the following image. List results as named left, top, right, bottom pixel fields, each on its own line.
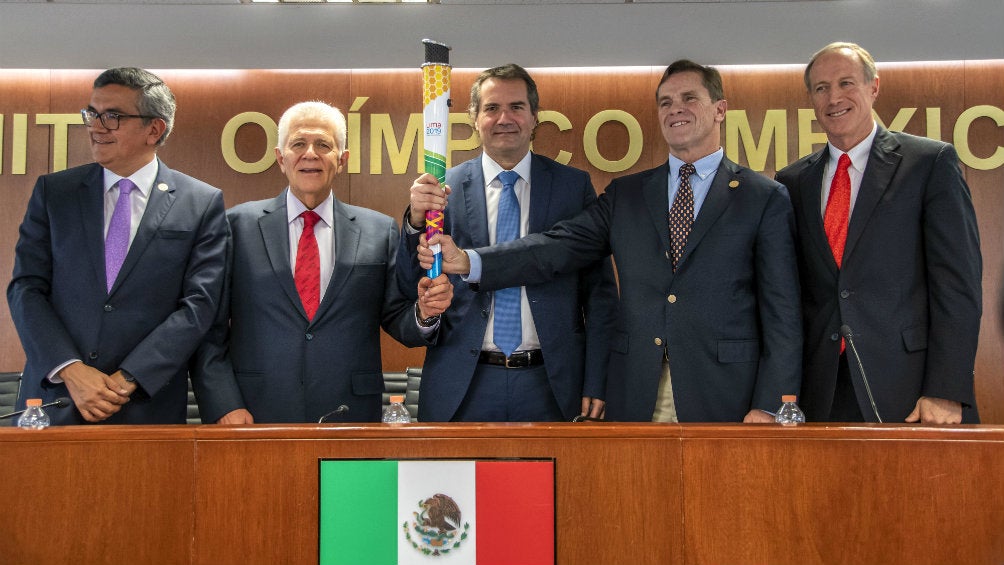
left=1, top=423, right=1001, bottom=565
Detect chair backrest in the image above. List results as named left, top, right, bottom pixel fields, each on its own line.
left=184, top=371, right=425, bottom=425
left=186, top=377, right=201, bottom=424
left=405, top=366, right=422, bottom=420
left=0, top=372, right=22, bottom=427
left=383, top=368, right=422, bottom=421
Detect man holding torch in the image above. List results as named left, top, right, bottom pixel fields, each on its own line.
left=399, top=63, right=618, bottom=422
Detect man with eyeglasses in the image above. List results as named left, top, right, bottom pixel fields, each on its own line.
left=7, top=67, right=228, bottom=425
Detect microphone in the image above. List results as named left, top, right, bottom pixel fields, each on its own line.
left=318, top=405, right=350, bottom=423
left=0, top=397, right=72, bottom=420
left=839, top=325, right=883, bottom=423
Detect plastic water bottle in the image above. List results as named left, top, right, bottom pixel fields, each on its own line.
left=382, top=395, right=411, bottom=423
left=775, top=395, right=805, bottom=425
left=17, top=398, right=50, bottom=430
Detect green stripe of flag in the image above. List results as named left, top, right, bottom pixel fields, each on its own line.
left=320, top=460, right=398, bottom=565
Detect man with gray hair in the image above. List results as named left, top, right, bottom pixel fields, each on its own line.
left=8, top=67, right=228, bottom=424
left=777, top=42, right=981, bottom=423
left=192, top=101, right=452, bottom=423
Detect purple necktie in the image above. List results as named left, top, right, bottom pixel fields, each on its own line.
left=105, top=178, right=135, bottom=292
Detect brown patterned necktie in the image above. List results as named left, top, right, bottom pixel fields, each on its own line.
left=668, top=163, right=696, bottom=270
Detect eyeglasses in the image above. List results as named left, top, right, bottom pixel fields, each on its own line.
left=80, top=109, right=157, bottom=130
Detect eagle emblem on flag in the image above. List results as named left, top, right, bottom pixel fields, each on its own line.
left=403, top=493, right=470, bottom=556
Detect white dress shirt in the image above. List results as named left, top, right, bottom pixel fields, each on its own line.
left=820, top=121, right=878, bottom=217
left=480, top=151, right=541, bottom=354
left=286, top=189, right=335, bottom=303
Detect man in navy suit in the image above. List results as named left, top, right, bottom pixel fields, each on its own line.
left=400, top=64, right=618, bottom=422
left=8, top=67, right=228, bottom=424
left=420, top=61, right=802, bottom=423
left=776, top=42, right=981, bottom=423
left=191, top=101, right=452, bottom=424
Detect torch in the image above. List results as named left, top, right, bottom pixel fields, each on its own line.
left=421, top=38, right=451, bottom=278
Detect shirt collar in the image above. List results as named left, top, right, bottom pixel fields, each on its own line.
left=481, top=151, right=532, bottom=186
left=668, top=147, right=724, bottom=181
left=103, top=158, right=158, bottom=197
left=827, top=121, right=878, bottom=173
left=286, top=189, right=335, bottom=228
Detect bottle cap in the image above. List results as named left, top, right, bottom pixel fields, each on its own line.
left=389, top=395, right=405, bottom=403
left=781, top=395, right=797, bottom=403
left=25, top=398, right=43, bottom=407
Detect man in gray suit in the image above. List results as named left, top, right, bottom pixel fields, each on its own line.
left=192, top=101, right=452, bottom=424
left=8, top=67, right=228, bottom=424
left=420, top=61, right=802, bottom=423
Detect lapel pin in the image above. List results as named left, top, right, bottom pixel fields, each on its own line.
left=157, top=182, right=169, bottom=192
left=728, top=180, right=740, bottom=190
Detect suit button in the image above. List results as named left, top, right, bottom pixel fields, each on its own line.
left=654, top=338, right=663, bottom=346
left=305, top=333, right=313, bottom=341
left=840, top=289, right=850, bottom=299
left=667, top=295, right=677, bottom=304
left=482, top=310, right=489, bottom=318
left=830, top=333, right=840, bottom=341
left=103, top=304, right=113, bottom=312
left=88, top=351, right=98, bottom=360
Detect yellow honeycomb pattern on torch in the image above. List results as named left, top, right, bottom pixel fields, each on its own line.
left=423, top=65, right=451, bottom=106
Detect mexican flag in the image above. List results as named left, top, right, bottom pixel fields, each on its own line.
left=319, top=459, right=554, bottom=565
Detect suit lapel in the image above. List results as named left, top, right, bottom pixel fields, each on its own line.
left=258, top=191, right=304, bottom=318
left=458, top=161, right=490, bottom=248
left=527, top=155, right=553, bottom=234
left=110, top=160, right=177, bottom=294
left=642, top=162, right=673, bottom=257
left=845, top=127, right=900, bottom=262
left=797, top=150, right=836, bottom=273
left=314, top=197, right=360, bottom=323
left=679, top=158, right=739, bottom=267
left=79, top=165, right=107, bottom=291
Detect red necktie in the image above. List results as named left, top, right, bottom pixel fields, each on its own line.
left=823, top=153, right=851, bottom=353
left=823, top=153, right=851, bottom=268
left=295, top=210, right=321, bottom=321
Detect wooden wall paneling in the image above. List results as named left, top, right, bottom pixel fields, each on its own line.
left=720, top=65, right=812, bottom=176
left=529, top=67, right=666, bottom=191
left=1, top=64, right=1002, bottom=419
left=159, top=70, right=355, bottom=209
left=961, top=60, right=1004, bottom=426
left=0, top=71, right=57, bottom=374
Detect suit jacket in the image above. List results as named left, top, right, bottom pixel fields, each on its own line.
left=776, top=127, right=982, bottom=422
left=191, top=191, right=428, bottom=423
left=397, top=154, right=618, bottom=422
left=475, top=157, right=802, bottom=422
left=7, top=160, right=228, bottom=424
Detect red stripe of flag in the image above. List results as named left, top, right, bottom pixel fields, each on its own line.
left=475, top=460, right=555, bottom=565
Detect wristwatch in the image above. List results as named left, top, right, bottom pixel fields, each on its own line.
left=415, top=302, right=440, bottom=328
